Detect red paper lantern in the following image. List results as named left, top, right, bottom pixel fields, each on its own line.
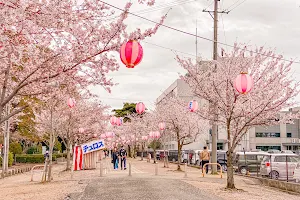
left=120, top=40, right=143, bottom=68
left=234, top=72, right=253, bottom=94
left=158, top=122, right=166, bottom=130
left=136, top=102, right=145, bottom=114
left=188, top=100, right=198, bottom=112
left=110, top=116, right=118, bottom=125
left=67, top=98, right=76, bottom=108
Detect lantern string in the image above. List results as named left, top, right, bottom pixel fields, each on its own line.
left=99, top=0, right=300, bottom=64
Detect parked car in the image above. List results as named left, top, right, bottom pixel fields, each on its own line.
left=217, top=150, right=227, bottom=171
left=260, top=153, right=300, bottom=179
left=281, top=150, right=295, bottom=154
left=267, top=149, right=281, bottom=154
left=293, top=163, right=300, bottom=183
left=233, top=151, right=269, bottom=175
left=168, top=150, right=184, bottom=162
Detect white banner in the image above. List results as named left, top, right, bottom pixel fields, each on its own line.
left=81, top=139, right=105, bottom=154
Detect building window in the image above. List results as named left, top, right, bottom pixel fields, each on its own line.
left=256, top=146, right=281, bottom=151
left=217, top=143, right=223, bottom=150
left=255, top=132, right=280, bottom=137
left=287, top=133, right=292, bottom=138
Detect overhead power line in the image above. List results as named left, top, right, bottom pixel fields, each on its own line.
left=226, top=0, right=247, bottom=12
left=98, top=0, right=300, bottom=64
left=103, top=0, right=197, bottom=21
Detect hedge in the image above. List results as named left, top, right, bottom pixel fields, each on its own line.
left=15, top=153, right=68, bottom=163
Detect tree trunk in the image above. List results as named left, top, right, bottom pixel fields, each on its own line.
left=128, top=145, right=131, bottom=158
left=177, top=140, right=182, bottom=171
left=153, top=149, right=156, bottom=164
left=133, top=144, right=136, bottom=158
left=141, top=143, right=144, bottom=161
left=226, top=150, right=235, bottom=189
left=66, top=140, right=71, bottom=171
left=226, top=123, right=235, bottom=189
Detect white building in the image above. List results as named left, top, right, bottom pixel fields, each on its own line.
left=156, top=79, right=209, bottom=150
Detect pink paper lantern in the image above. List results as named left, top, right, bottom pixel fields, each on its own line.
left=136, top=102, right=145, bottom=114
left=120, top=40, right=143, bottom=68
left=100, top=134, right=106, bottom=139
left=67, top=98, right=76, bottom=108
left=116, top=118, right=123, bottom=126
left=158, top=122, right=166, bottom=130
left=234, top=72, right=253, bottom=94
left=78, top=128, right=84, bottom=133
left=105, top=132, right=111, bottom=138
left=110, top=116, right=118, bottom=125
left=154, top=131, right=160, bottom=139
left=188, top=100, right=198, bottom=112
left=149, top=131, right=154, bottom=138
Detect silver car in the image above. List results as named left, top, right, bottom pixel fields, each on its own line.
left=260, top=153, right=300, bottom=179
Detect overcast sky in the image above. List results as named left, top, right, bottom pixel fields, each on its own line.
left=90, top=0, right=300, bottom=112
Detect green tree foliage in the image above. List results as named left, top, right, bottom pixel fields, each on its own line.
left=16, top=97, right=41, bottom=142
left=10, top=142, right=23, bottom=155
left=54, top=139, right=62, bottom=153
left=148, top=140, right=161, bottom=150
left=113, top=103, right=137, bottom=122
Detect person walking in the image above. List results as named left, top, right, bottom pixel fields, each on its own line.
left=200, top=146, right=210, bottom=174
left=119, top=145, right=127, bottom=170
left=112, top=147, right=119, bottom=170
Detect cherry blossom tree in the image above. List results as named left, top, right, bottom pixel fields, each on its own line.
left=155, top=97, right=208, bottom=170
left=177, top=44, right=300, bottom=189
left=0, top=0, right=166, bottom=126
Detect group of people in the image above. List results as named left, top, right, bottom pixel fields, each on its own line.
left=111, top=145, right=127, bottom=170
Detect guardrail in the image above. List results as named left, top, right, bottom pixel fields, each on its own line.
left=202, top=163, right=223, bottom=178
left=30, top=165, right=45, bottom=182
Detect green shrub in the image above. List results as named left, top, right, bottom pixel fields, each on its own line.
left=0, top=152, right=14, bottom=167
left=27, top=146, right=38, bottom=154
left=8, top=152, right=13, bottom=166
left=15, top=154, right=58, bottom=163
left=53, top=153, right=67, bottom=159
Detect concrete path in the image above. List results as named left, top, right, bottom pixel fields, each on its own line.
left=74, top=176, right=219, bottom=200
left=67, top=159, right=220, bottom=200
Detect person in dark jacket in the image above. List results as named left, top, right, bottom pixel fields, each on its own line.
left=119, top=146, right=127, bottom=170
left=112, top=147, right=119, bottom=170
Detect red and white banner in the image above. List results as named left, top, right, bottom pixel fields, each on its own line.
left=73, top=145, right=83, bottom=171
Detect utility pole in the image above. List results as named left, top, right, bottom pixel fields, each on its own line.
left=203, top=0, right=228, bottom=174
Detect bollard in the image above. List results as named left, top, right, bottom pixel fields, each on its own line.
left=155, top=163, right=158, bottom=176
left=184, top=163, right=187, bottom=178
left=100, top=160, right=103, bottom=177
left=129, top=163, right=132, bottom=176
